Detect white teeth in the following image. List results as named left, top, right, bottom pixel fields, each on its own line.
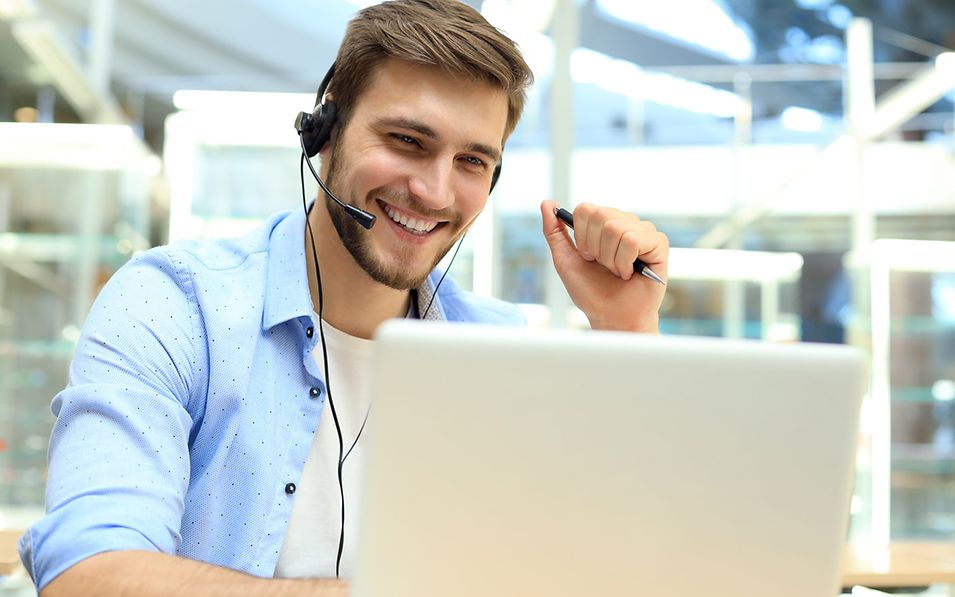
left=383, top=205, right=438, bottom=233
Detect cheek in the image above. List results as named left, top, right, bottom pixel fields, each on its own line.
left=457, top=185, right=489, bottom=221
left=348, top=148, right=409, bottom=191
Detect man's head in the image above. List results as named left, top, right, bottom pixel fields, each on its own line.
left=316, top=0, right=533, bottom=291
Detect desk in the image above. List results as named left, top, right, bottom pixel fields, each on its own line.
left=843, top=543, right=955, bottom=588
left=0, top=530, right=22, bottom=575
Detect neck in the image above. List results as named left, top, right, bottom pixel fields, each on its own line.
left=305, top=201, right=412, bottom=340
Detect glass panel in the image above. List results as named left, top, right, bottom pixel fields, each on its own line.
left=889, top=269, right=955, bottom=539
left=192, top=145, right=302, bottom=220
left=0, top=133, right=152, bottom=531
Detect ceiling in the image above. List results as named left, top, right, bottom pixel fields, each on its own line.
left=0, top=0, right=953, bottom=151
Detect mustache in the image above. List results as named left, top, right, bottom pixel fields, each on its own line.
left=372, top=188, right=462, bottom=225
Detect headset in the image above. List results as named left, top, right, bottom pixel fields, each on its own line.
left=294, top=64, right=376, bottom=230
left=293, top=62, right=503, bottom=579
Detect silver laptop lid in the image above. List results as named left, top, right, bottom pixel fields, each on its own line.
left=354, top=321, right=865, bottom=597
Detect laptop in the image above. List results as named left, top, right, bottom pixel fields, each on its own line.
left=353, top=321, right=866, bottom=597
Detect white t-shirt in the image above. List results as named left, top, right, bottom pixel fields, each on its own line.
left=274, top=319, right=374, bottom=579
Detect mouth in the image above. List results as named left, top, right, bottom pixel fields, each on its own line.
left=378, top=200, right=447, bottom=237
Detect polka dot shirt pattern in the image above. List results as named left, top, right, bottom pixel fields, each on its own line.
left=17, top=207, right=525, bottom=591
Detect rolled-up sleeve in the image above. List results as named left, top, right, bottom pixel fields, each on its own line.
left=18, top=247, right=206, bottom=591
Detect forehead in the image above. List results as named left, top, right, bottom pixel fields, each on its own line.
left=350, top=59, right=509, bottom=150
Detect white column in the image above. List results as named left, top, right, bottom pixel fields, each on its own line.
left=546, top=0, right=578, bottom=328
left=472, top=205, right=495, bottom=297
left=846, top=17, right=886, bottom=549
left=73, top=175, right=103, bottom=328
left=88, top=0, right=116, bottom=107
left=846, top=17, right=876, bottom=295
left=723, top=74, right=752, bottom=339
left=0, top=184, right=9, bottom=324
left=760, top=279, right=778, bottom=341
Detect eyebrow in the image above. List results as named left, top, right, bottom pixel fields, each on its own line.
left=377, top=116, right=502, bottom=163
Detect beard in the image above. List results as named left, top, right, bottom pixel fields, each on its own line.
left=323, top=142, right=466, bottom=290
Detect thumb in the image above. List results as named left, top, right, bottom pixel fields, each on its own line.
left=540, top=200, right=578, bottom=266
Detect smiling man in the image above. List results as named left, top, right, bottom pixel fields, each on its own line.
left=308, top=57, right=512, bottom=339
left=18, top=1, right=668, bottom=596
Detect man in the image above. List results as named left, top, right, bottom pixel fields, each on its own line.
left=19, top=1, right=668, bottom=595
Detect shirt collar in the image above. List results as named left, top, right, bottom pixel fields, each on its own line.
left=262, top=207, right=314, bottom=331
left=262, top=207, right=447, bottom=331
left=415, top=272, right=446, bottom=321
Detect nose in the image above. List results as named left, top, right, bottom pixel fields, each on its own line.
left=407, top=158, right=454, bottom=211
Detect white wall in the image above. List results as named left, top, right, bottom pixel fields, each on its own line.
left=495, top=141, right=955, bottom=217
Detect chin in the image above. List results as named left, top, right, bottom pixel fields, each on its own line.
left=366, top=259, right=437, bottom=291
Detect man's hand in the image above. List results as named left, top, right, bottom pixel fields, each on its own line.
left=540, top=200, right=668, bottom=333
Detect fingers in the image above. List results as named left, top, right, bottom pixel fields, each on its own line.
left=540, top=200, right=578, bottom=266
left=572, top=203, right=668, bottom=280
left=613, top=230, right=641, bottom=281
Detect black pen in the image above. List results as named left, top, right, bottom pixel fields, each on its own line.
left=554, top=207, right=666, bottom=286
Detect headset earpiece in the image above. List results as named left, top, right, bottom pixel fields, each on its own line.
left=297, top=64, right=339, bottom=158
left=300, top=100, right=338, bottom=158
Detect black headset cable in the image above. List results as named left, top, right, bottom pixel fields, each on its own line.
left=298, top=138, right=462, bottom=577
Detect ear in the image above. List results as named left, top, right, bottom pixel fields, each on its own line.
left=318, top=125, right=338, bottom=160
left=317, top=93, right=337, bottom=158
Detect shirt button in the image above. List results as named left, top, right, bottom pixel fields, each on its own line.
left=309, top=387, right=320, bottom=398
left=285, top=483, right=296, bottom=495
left=306, top=326, right=314, bottom=339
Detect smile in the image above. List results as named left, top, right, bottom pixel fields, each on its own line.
left=380, top=202, right=443, bottom=235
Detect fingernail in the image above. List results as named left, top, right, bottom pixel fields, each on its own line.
left=581, top=252, right=594, bottom=261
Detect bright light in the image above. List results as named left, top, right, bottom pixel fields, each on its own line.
left=668, top=248, right=804, bottom=282
left=482, top=0, right=557, bottom=34
left=479, top=0, right=553, bottom=79
left=144, top=155, right=162, bottom=177
left=795, top=0, right=833, bottom=8
left=780, top=106, right=825, bottom=133
left=0, top=121, right=133, bottom=144
left=850, top=494, right=863, bottom=515
left=173, top=90, right=315, bottom=114
left=934, top=380, right=955, bottom=402
left=936, top=52, right=955, bottom=79
left=61, top=325, right=80, bottom=343
left=871, top=239, right=955, bottom=273
left=0, top=0, right=36, bottom=19
left=0, top=122, right=148, bottom=171
left=13, top=106, right=38, bottom=122
left=826, top=4, right=853, bottom=29
left=596, top=0, right=754, bottom=62
left=571, top=48, right=744, bottom=118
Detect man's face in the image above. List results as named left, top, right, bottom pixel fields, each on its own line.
left=322, top=58, right=508, bottom=290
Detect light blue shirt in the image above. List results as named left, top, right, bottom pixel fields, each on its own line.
left=19, top=207, right=524, bottom=590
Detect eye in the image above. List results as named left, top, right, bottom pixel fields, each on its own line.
left=462, top=155, right=486, bottom=169
left=392, top=133, right=419, bottom=147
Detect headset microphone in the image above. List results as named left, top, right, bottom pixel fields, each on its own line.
left=295, top=117, right=376, bottom=230
left=295, top=111, right=376, bottom=230
left=295, top=62, right=376, bottom=230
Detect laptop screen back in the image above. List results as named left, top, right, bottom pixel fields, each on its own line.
left=354, top=322, right=865, bottom=597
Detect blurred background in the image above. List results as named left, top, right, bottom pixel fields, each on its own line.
left=0, top=0, right=954, bottom=585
